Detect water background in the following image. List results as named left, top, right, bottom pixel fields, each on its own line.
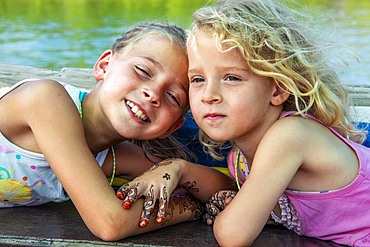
left=0, top=0, right=369, bottom=86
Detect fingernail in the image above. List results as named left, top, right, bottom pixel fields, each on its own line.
left=139, top=219, right=148, bottom=227
left=116, top=191, right=124, bottom=199
left=156, top=216, right=165, bottom=224
left=122, top=200, right=132, bottom=209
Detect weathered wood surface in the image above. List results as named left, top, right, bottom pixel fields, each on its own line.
left=1, top=64, right=369, bottom=106
left=0, top=64, right=95, bottom=89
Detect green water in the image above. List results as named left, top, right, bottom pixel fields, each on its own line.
left=0, top=0, right=369, bottom=85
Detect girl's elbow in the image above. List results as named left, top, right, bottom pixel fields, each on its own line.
left=214, top=219, right=255, bottom=246
left=88, top=215, right=133, bottom=241
left=91, top=221, right=125, bottom=241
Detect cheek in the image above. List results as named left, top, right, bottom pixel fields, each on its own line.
left=189, top=96, right=202, bottom=123
left=189, top=91, right=199, bottom=111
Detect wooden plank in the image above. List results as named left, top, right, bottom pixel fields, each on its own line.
left=1, top=64, right=369, bottom=106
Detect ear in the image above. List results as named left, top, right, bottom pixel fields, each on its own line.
left=93, top=50, right=113, bottom=81
left=271, top=83, right=290, bottom=106
left=158, top=117, right=185, bottom=139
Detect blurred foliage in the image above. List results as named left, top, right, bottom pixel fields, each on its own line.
left=0, top=0, right=368, bottom=69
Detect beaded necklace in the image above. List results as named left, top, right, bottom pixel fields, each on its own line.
left=234, top=148, right=242, bottom=190
left=78, top=94, right=116, bottom=186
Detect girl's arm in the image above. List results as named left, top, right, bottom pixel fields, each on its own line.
left=101, top=140, right=159, bottom=182
left=116, top=158, right=236, bottom=226
left=11, top=80, right=201, bottom=241
left=212, top=119, right=306, bottom=246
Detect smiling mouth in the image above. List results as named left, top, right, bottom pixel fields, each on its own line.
left=125, top=100, right=150, bottom=122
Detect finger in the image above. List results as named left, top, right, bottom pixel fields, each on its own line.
left=139, top=185, right=156, bottom=227
left=156, top=186, right=169, bottom=224
left=122, top=184, right=140, bottom=209
left=206, top=203, right=220, bottom=216
left=202, top=213, right=215, bottom=225
left=224, top=191, right=237, bottom=205
left=116, top=183, right=130, bottom=200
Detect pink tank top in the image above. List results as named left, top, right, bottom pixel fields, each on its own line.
left=227, top=111, right=370, bottom=246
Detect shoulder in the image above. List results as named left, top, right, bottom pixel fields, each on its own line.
left=257, top=115, right=329, bottom=161
left=263, top=115, right=313, bottom=144
left=6, top=79, right=78, bottom=124
left=18, top=79, right=67, bottom=95
left=14, top=80, right=74, bottom=108
left=260, top=114, right=339, bottom=160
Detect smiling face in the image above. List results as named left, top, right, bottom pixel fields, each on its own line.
left=94, top=35, right=189, bottom=140
left=187, top=30, right=281, bottom=144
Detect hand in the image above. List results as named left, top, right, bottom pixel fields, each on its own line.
left=116, top=159, right=182, bottom=227
left=203, top=190, right=237, bottom=225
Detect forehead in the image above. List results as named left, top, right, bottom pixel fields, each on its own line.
left=188, top=31, right=242, bottom=60
left=122, top=33, right=180, bottom=54
left=121, top=34, right=189, bottom=95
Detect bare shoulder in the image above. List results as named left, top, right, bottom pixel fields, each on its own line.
left=262, top=115, right=313, bottom=148
left=257, top=115, right=330, bottom=164
left=0, top=79, right=79, bottom=153
left=1, top=79, right=70, bottom=110
left=14, top=79, right=67, bottom=101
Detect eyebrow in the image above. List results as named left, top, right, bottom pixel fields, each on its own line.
left=188, top=66, right=250, bottom=74
left=140, top=56, right=163, bottom=70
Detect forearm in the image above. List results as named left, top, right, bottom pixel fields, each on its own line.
left=80, top=188, right=203, bottom=241
left=178, top=159, right=236, bottom=203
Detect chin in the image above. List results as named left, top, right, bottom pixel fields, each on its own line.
left=207, top=133, right=230, bottom=142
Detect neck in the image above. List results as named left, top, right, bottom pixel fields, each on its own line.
left=234, top=106, right=283, bottom=166
left=80, top=92, right=128, bottom=153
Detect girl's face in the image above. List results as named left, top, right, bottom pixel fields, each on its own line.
left=187, top=31, right=280, bottom=144
left=94, top=35, right=189, bottom=140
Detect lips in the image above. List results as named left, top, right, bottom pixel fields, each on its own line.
left=205, top=113, right=226, bottom=119
left=125, top=100, right=150, bottom=122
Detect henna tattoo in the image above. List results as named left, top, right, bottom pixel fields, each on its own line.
left=158, top=160, right=173, bottom=167
left=143, top=160, right=173, bottom=175
left=171, top=190, right=204, bottom=220
left=203, top=190, right=237, bottom=221
left=122, top=183, right=140, bottom=209
left=116, top=183, right=130, bottom=199
left=139, top=185, right=155, bottom=227
left=163, top=173, right=171, bottom=180
left=181, top=181, right=200, bottom=193
left=156, top=186, right=168, bottom=223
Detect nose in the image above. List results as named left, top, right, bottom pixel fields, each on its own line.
left=201, top=81, right=222, bottom=104
left=142, top=88, right=160, bottom=107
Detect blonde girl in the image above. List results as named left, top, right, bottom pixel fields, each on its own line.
left=118, top=1, right=370, bottom=246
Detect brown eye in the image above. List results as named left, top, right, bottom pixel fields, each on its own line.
left=190, top=76, right=204, bottom=84
left=225, top=75, right=241, bottom=81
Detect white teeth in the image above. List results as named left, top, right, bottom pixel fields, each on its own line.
left=136, top=110, right=143, bottom=117
left=126, top=100, right=148, bottom=121
left=131, top=105, right=139, bottom=113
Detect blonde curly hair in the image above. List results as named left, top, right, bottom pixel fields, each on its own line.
left=188, top=0, right=366, bottom=160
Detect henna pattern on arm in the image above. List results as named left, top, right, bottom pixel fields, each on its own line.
left=181, top=181, right=200, bottom=193
left=171, top=189, right=204, bottom=221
